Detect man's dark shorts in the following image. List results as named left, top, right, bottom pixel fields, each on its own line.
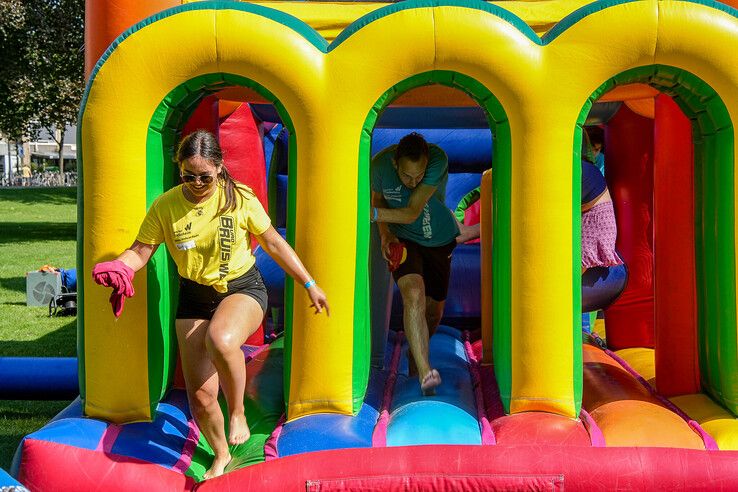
left=176, top=265, right=268, bottom=320
left=391, top=239, right=457, bottom=302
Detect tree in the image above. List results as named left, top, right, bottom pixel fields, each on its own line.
left=0, top=0, right=84, bottom=179
left=0, top=0, right=34, bottom=143
left=25, top=0, right=84, bottom=176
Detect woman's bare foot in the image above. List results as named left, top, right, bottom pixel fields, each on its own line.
left=420, top=368, right=442, bottom=396
left=228, top=413, right=250, bottom=445
left=203, top=453, right=231, bottom=480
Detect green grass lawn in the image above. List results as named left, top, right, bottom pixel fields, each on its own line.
left=0, top=187, right=78, bottom=470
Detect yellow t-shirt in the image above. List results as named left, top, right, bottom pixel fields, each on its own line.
left=136, top=184, right=271, bottom=293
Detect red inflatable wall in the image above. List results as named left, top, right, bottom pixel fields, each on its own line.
left=196, top=444, right=738, bottom=492
left=182, top=95, right=219, bottom=138
left=218, top=102, right=269, bottom=212
left=604, top=105, right=655, bottom=349
left=653, top=94, right=699, bottom=396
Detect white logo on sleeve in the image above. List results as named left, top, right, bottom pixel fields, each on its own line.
left=384, top=185, right=403, bottom=202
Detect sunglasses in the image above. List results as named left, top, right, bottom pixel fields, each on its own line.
left=181, top=173, right=215, bottom=184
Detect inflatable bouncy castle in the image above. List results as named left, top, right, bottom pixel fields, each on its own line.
left=11, top=0, right=738, bottom=489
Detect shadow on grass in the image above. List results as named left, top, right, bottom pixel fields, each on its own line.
left=0, top=187, right=76, bottom=206
left=0, top=277, right=25, bottom=294
left=2, top=318, right=77, bottom=358
left=0, top=222, right=76, bottom=245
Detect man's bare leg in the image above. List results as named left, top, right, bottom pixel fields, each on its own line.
left=408, top=297, right=445, bottom=376
left=398, top=274, right=441, bottom=394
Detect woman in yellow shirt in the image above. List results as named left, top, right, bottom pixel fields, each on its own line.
left=94, top=130, right=329, bottom=479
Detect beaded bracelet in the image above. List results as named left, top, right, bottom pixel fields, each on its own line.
left=304, top=279, right=316, bottom=289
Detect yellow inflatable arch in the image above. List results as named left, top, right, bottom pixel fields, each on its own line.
left=79, top=0, right=738, bottom=423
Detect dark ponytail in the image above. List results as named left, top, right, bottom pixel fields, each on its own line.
left=218, top=162, right=251, bottom=214
left=176, top=129, right=252, bottom=214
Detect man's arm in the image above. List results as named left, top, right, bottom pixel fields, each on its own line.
left=375, top=183, right=436, bottom=225
left=372, top=191, right=397, bottom=260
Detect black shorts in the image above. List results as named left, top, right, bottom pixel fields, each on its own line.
left=176, top=265, right=268, bottom=320
left=391, top=239, right=457, bottom=302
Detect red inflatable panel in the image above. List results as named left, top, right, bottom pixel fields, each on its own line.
left=463, top=200, right=481, bottom=244
left=182, top=95, right=219, bottom=138
left=197, top=444, right=738, bottom=491
left=18, top=440, right=195, bottom=492
left=304, top=474, right=563, bottom=491
left=85, top=0, right=178, bottom=78
left=653, top=94, right=699, bottom=396
left=604, top=105, right=655, bottom=349
left=492, top=412, right=590, bottom=447
left=218, top=102, right=268, bottom=212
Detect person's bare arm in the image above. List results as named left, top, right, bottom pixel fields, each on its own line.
left=372, top=191, right=398, bottom=260
left=375, top=183, right=436, bottom=225
left=256, top=226, right=329, bottom=315
left=456, top=222, right=481, bottom=244
left=116, top=241, right=159, bottom=272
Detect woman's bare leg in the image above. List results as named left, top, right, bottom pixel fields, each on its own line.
left=206, top=294, right=264, bottom=446
left=176, top=319, right=231, bottom=479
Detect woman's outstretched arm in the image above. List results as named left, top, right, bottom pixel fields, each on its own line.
left=256, top=226, right=329, bottom=315
left=115, top=240, right=160, bottom=272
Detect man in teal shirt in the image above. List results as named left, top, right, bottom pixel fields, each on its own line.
left=371, top=132, right=459, bottom=396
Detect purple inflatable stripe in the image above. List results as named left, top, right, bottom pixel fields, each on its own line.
left=95, top=423, right=122, bottom=453
left=372, top=332, right=404, bottom=447
left=264, top=415, right=286, bottom=461
left=242, top=344, right=269, bottom=364
left=579, top=409, right=606, bottom=447
left=463, top=332, right=496, bottom=445
left=172, top=418, right=200, bottom=474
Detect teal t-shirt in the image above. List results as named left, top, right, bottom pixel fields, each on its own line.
left=371, top=144, right=459, bottom=247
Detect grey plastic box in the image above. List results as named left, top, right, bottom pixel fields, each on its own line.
left=26, top=270, right=62, bottom=306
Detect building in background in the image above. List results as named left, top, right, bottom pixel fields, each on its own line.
left=1, top=126, right=76, bottom=185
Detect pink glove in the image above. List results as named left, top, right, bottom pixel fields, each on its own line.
left=92, top=260, right=135, bottom=318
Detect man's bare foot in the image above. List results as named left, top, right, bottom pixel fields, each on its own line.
left=228, top=413, right=250, bottom=445
left=203, top=453, right=231, bottom=480
left=420, top=368, right=442, bottom=396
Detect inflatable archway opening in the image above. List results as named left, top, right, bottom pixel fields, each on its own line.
left=577, top=65, right=736, bottom=414
left=365, top=75, right=496, bottom=396
left=80, top=68, right=300, bottom=420
left=362, top=70, right=515, bottom=410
